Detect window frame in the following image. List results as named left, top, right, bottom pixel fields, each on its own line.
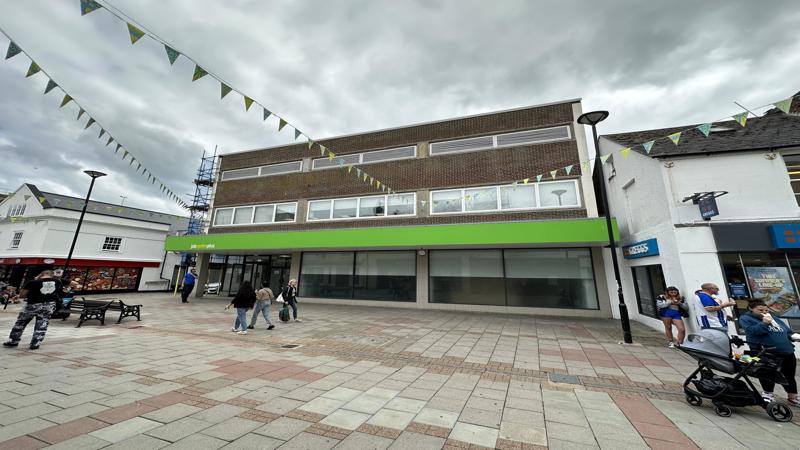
left=306, top=193, right=417, bottom=222
left=213, top=202, right=298, bottom=227
left=311, top=145, right=417, bottom=171
left=7, top=204, right=26, bottom=217
left=9, top=231, right=23, bottom=249
left=220, top=160, right=303, bottom=181
left=100, top=236, right=124, bottom=252
left=783, top=153, right=800, bottom=206
left=429, top=125, right=572, bottom=156
left=430, top=180, right=581, bottom=216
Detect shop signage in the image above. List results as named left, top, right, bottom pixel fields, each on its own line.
left=769, top=224, right=800, bottom=249
left=622, top=238, right=659, bottom=259
left=698, top=196, right=719, bottom=220
left=729, top=282, right=748, bottom=298
left=745, top=266, right=800, bottom=317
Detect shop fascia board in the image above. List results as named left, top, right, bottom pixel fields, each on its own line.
left=165, top=218, right=619, bottom=252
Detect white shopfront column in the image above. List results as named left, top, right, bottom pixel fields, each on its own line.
left=416, top=250, right=428, bottom=306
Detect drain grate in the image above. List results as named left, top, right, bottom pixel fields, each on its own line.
left=549, top=372, right=581, bottom=385
left=281, top=344, right=302, bottom=349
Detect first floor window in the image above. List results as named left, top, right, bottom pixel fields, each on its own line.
left=359, top=196, right=385, bottom=217
left=101, top=236, right=123, bottom=252
left=431, top=190, right=462, bottom=213
left=214, top=209, right=233, bottom=226
left=275, top=203, right=297, bottom=222
left=232, top=207, right=253, bottom=225
left=539, top=181, right=579, bottom=207
left=631, top=265, right=666, bottom=319
left=9, top=231, right=23, bottom=249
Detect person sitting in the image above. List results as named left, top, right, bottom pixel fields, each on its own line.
left=739, top=300, right=800, bottom=406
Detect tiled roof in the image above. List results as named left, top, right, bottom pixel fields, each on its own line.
left=601, top=108, right=800, bottom=158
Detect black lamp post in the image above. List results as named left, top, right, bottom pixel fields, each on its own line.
left=577, top=111, right=633, bottom=344
left=62, top=170, right=106, bottom=275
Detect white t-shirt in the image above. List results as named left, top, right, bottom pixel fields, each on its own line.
left=691, top=292, right=728, bottom=329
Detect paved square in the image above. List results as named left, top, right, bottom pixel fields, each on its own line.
left=1, top=292, right=798, bottom=449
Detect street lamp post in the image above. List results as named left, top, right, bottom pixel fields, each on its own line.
left=62, top=170, right=107, bottom=274
left=577, top=111, right=633, bottom=344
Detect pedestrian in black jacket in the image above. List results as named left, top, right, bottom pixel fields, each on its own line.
left=225, top=281, right=256, bottom=334
left=281, top=279, right=300, bottom=322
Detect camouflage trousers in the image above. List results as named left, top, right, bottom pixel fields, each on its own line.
left=8, top=302, right=56, bottom=347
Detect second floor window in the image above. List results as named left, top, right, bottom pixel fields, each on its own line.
left=430, top=180, right=580, bottom=215
left=784, top=154, right=800, bottom=206
left=102, top=236, right=124, bottom=252
left=7, top=204, right=26, bottom=217
left=307, top=193, right=416, bottom=221
left=9, top=231, right=23, bottom=249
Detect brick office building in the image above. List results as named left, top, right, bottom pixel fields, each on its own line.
left=166, top=98, right=618, bottom=316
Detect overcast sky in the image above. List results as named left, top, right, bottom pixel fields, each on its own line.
left=0, top=1, right=798, bottom=215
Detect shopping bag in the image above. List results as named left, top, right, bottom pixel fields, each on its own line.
left=279, top=304, right=291, bottom=322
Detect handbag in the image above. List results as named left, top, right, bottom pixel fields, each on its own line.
left=274, top=293, right=284, bottom=304
left=679, top=301, right=690, bottom=318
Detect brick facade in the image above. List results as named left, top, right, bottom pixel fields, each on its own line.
left=211, top=100, right=587, bottom=234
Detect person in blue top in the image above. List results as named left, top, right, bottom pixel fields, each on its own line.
left=740, top=300, right=800, bottom=406
left=692, top=283, right=736, bottom=329
left=180, top=267, right=198, bottom=303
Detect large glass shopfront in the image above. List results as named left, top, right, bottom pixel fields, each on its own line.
left=429, top=248, right=599, bottom=309
left=211, top=254, right=292, bottom=296
left=720, top=252, right=800, bottom=322
left=0, top=263, right=142, bottom=293
left=299, top=251, right=416, bottom=301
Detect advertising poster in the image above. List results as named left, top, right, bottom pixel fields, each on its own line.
left=745, top=266, right=799, bottom=316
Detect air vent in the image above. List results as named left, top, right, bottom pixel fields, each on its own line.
left=361, top=146, right=416, bottom=163
left=221, top=167, right=259, bottom=181
left=430, top=136, right=495, bottom=155
left=260, top=161, right=302, bottom=176
left=496, top=126, right=570, bottom=147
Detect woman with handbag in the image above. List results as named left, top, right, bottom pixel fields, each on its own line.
left=281, top=279, right=300, bottom=322
left=656, top=286, right=688, bottom=348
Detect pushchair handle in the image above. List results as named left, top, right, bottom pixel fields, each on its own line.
left=729, top=335, right=776, bottom=352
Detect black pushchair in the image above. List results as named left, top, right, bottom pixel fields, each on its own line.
left=680, top=328, right=793, bottom=422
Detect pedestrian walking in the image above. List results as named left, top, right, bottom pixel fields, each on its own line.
left=656, top=286, right=688, bottom=348
left=3, top=270, right=62, bottom=350
left=248, top=281, right=275, bottom=330
left=281, top=279, right=300, bottom=322
left=225, top=281, right=256, bottom=334
left=691, top=282, right=736, bottom=329
left=180, top=267, right=198, bottom=303
left=740, top=300, right=800, bottom=405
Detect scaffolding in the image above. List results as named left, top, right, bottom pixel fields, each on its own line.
left=187, top=147, right=216, bottom=235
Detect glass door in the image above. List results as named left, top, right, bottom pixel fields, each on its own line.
left=226, top=264, right=244, bottom=296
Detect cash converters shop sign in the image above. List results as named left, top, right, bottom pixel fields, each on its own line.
left=623, top=238, right=659, bottom=259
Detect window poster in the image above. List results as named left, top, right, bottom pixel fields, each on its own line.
left=85, top=267, right=114, bottom=291
left=745, top=266, right=800, bottom=317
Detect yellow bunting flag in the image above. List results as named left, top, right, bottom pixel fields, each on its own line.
left=26, top=61, right=41, bottom=77
left=220, top=83, right=232, bottom=99
left=38, top=196, right=46, bottom=204
left=192, top=65, right=208, bottom=82
left=328, top=152, right=335, bottom=161
left=244, top=96, right=254, bottom=111
left=621, top=147, right=631, bottom=159
left=550, top=170, right=558, bottom=179
left=127, top=23, right=145, bottom=44
left=60, top=94, right=73, bottom=108
left=733, top=112, right=747, bottom=127
left=599, top=154, right=610, bottom=164
left=775, top=97, right=794, bottom=114
left=668, top=132, right=681, bottom=145
left=522, top=178, right=529, bottom=185
left=80, top=0, right=102, bottom=16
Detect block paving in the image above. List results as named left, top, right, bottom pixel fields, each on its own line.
left=0, top=292, right=799, bottom=449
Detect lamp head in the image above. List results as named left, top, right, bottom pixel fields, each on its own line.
left=577, top=111, right=609, bottom=126
left=83, top=170, right=107, bottom=179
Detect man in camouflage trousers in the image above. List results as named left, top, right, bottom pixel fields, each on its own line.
left=3, top=270, right=62, bottom=350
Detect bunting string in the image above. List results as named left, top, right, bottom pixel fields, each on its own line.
left=83, top=0, right=395, bottom=194
left=0, top=28, right=188, bottom=209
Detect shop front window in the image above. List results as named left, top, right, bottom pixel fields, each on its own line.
left=354, top=252, right=416, bottom=301
left=631, top=265, right=666, bottom=319
left=85, top=267, right=115, bottom=291
left=300, top=252, right=354, bottom=299
left=430, top=250, right=505, bottom=305
left=504, top=249, right=598, bottom=309
left=112, top=268, right=140, bottom=290
left=720, top=252, right=800, bottom=321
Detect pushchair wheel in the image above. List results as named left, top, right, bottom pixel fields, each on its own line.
left=767, top=401, right=793, bottom=422
left=714, top=405, right=732, bottom=417
left=685, top=393, right=702, bottom=406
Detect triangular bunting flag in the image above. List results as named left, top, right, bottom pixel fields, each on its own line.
left=356, top=168, right=362, bottom=177
left=363, top=173, right=369, bottom=181
left=137, top=162, right=142, bottom=171
left=115, top=144, right=122, bottom=154
left=668, top=132, right=681, bottom=145
left=80, top=0, right=102, bottom=15
left=550, top=170, right=558, bottom=179
left=376, top=181, right=381, bottom=189
left=129, top=157, right=135, bottom=166
left=127, top=23, right=145, bottom=44
left=294, top=129, right=302, bottom=140
left=77, top=108, right=85, bottom=120
left=599, top=154, right=610, bottom=164
left=328, top=152, right=335, bottom=161
left=5, top=41, right=22, bottom=60
left=522, top=178, right=529, bottom=185
left=23, top=195, right=31, bottom=201
left=337, top=159, right=344, bottom=167
left=191, top=65, right=208, bottom=82
left=696, top=123, right=712, bottom=137
left=38, top=196, right=46, bottom=204
left=565, top=165, right=573, bottom=175
left=620, top=147, right=632, bottom=159
left=26, top=62, right=41, bottom=77
left=60, top=94, right=73, bottom=108
left=278, top=118, right=287, bottom=131
left=84, top=118, right=95, bottom=129
left=320, top=145, right=326, bottom=156
left=98, top=129, right=106, bottom=139
left=244, top=96, right=254, bottom=111
left=642, top=140, right=655, bottom=154
left=536, top=175, right=543, bottom=183
left=775, top=97, right=794, bottom=114
left=307, top=139, right=314, bottom=149
left=733, top=112, right=747, bottom=127
left=106, top=136, right=114, bottom=146
left=122, top=150, right=129, bottom=160
left=581, top=161, right=590, bottom=170
left=369, top=177, right=374, bottom=185
left=164, top=45, right=180, bottom=65
left=44, top=79, right=58, bottom=94
left=347, top=165, right=353, bottom=173
left=263, top=108, right=271, bottom=120
left=220, top=83, right=232, bottom=99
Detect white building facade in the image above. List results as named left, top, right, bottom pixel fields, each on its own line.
left=0, top=183, right=185, bottom=293
left=597, top=107, right=800, bottom=335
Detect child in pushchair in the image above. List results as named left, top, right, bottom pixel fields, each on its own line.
left=680, top=328, right=794, bottom=422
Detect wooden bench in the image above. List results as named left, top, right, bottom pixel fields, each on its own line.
left=66, top=297, right=143, bottom=327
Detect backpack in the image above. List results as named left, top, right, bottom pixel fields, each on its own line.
left=279, top=304, right=290, bottom=322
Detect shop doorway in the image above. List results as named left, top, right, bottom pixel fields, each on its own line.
left=218, top=255, right=291, bottom=296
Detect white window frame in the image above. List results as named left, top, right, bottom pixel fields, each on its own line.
left=429, top=125, right=572, bottom=157
left=100, top=236, right=124, bottom=252
left=430, top=179, right=581, bottom=215
left=311, top=145, right=417, bottom=171
left=7, top=204, right=26, bottom=217
left=213, top=202, right=298, bottom=227
left=220, top=160, right=303, bottom=181
left=306, top=193, right=417, bottom=222
left=9, top=231, right=23, bottom=249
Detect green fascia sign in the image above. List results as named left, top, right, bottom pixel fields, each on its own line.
left=165, top=218, right=618, bottom=252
